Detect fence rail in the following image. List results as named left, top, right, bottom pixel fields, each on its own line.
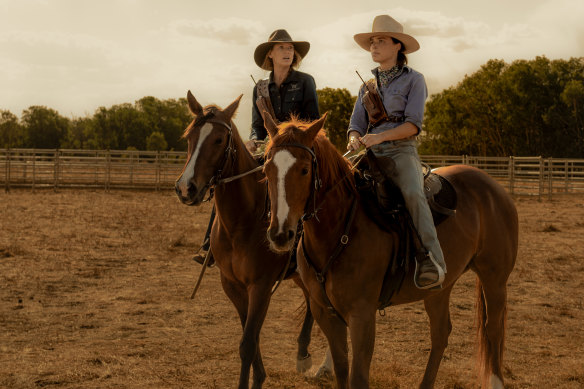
left=2, top=149, right=584, bottom=199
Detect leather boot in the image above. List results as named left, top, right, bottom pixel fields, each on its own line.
left=414, top=250, right=445, bottom=290
left=192, top=238, right=215, bottom=267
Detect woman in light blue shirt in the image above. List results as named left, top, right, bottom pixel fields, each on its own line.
left=347, top=14, right=447, bottom=289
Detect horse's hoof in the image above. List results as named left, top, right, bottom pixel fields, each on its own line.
left=296, top=353, right=312, bottom=373
left=314, top=365, right=333, bottom=379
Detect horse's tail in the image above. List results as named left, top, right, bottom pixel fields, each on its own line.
left=475, top=277, right=506, bottom=388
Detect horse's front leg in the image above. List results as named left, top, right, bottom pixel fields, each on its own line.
left=348, top=309, right=377, bottom=388
left=220, top=275, right=254, bottom=388
left=240, top=284, right=272, bottom=389
left=291, top=274, right=314, bottom=373
left=311, top=298, right=349, bottom=389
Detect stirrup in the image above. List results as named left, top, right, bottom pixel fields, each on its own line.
left=192, top=252, right=215, bottom=267
left=413, top=252, right=445, bottom=290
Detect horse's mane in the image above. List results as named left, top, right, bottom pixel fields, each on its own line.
left=265, top=117, right=356, bottom=197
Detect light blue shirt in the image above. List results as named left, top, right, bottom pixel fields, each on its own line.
left=348, top=66, right=428, bottom=137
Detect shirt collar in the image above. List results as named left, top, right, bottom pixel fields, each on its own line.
left=269, top=69, right=298, bottom=85
left=371, top=65, right=410, bottom=76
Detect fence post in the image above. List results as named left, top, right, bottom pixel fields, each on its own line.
left=5, top=148, right=10, bottom=193
left=53, top=149, right=60, bottom=191
left=538, top=156, right=543, bottom=201
left=106, top=150, right=111, bottom=191
left=565, top=160, right=569, bottom=193
left=508, top=156, right=514, bottom=195
left=32, top=149, right=36, bottom=192
left=548, top=157, right=553, bottom=201
left=156, top=150, right=160, bottom=191
left=130, top=151, right=134, bottom=186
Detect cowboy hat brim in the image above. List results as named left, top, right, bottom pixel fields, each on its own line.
left=254, top=41, right=310, bottom=69
left=354, top=32, right=419, bottom=54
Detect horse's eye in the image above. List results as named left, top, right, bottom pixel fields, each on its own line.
left=301, top=167, right=309, bottom=176
left=214, top=138, right=222, bottom=145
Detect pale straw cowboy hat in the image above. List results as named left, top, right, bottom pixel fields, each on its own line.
left=354, top=15, right=420, bottom=54
left=254, top=29, right=310, bottom=70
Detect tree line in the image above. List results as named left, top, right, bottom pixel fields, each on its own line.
left=1, top=56, right=582, bottom=157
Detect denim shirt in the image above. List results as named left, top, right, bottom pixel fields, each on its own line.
left=348, top=66, right=428, bottom=137
left=251, top=70, right=320, bottom=140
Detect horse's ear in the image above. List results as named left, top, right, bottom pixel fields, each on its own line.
left=304, top=112, right=328, bottom=143
left=263, top=110, right=278, bottom=139
left=223, top=94, right=243, bottom=120
left=187, top=90, right=203, bottom=116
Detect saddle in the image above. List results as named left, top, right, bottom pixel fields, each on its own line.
left=354, top=151, right=457, bottom=309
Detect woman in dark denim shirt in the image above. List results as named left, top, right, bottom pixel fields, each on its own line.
left=347, top=15, right=447, bottom=290
left=194, top=29, right=319, bottom=266
left=246, top=29, right=320, bottom=152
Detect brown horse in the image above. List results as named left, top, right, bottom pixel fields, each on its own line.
left=261, top=113, right=518, bottom=389
left=175, top=92, right=317, bottom=389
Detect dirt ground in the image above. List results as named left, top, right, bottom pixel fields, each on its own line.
left=0, top=189, right=583, bottom=389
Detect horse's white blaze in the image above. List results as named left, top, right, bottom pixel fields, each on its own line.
left=491, top=375, right=504, bottom=389
left=273, top=150, right=296, bottom=234
left=177, top=123, right=213, bottom=197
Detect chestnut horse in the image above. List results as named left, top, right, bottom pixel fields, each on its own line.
left=261, top=113, right=518, bottom=389
left=175, top=92, right=316, bottom=389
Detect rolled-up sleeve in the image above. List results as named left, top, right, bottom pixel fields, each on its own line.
left=403, top=73, right=428, bottom=134
left=347, top=85, right=368, bottom=137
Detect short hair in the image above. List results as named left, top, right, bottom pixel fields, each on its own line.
left=261, top=47, right=302, bottom=71
left=391, top=37, right=408, bottom=67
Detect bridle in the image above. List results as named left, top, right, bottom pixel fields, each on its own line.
left=190, top=111, right=263, bottom=201
left=268, top=142, right=362, bottom=221
left=268, top=143, right=322, bottom=221
left=268, top=141, right=360, bottom=323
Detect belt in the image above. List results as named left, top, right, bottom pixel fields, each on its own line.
left=386, top=115, right=404, bottom=123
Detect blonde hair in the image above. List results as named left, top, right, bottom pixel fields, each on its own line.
left=261, top=48, right=302, bottom=71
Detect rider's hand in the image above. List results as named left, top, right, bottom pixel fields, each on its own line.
left=347, top=135, right=361, bottom=152
left=245, top=140, right=258, bottom=153
left=359, top=133, right=384, bottom=148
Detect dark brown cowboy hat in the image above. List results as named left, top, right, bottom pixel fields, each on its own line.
left=254, top=29, right=310, bottom=70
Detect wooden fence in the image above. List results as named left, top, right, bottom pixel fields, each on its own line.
left=1, top=149, right=584, bottom=199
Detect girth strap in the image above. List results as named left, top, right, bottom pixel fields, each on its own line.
left=301, top=196, right=358, bottom=324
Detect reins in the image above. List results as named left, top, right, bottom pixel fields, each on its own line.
left=301, top=195, right=358, bottom=324
left=270, top=143, right=365, bottom=221
left=197, top=115, right=263, bottom=202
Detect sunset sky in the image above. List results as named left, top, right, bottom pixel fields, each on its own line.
left=1, top=0, right=582, bottom=139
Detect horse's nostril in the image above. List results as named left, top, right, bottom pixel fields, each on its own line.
left=287, top=230, right=295, bottom=241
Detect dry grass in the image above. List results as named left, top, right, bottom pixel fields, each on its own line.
left=0, top=190, right=583, bottom=388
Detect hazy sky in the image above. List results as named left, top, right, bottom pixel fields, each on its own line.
left=1, top=0, right=583, bottom=139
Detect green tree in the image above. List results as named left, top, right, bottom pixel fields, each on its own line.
left=421, top=57, right=584, bottom=158
left=61, top=117, right=92, bottom=149
left=21, top=106, right=70, bottom=149
left=89, top=104, right=148, bottom=150
left=317, top=87, right=356, bottom=151
left=136, top=96, right=190, bottom=151
left=145, top=131, right=168, bottom=151
left=0, top=110, right=24, bottom=148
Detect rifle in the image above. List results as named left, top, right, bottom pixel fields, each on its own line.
left=251, top=74, right=278, bottom=126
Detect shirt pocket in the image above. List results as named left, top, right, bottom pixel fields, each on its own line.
left=385, top=87, right=409, bottom=114
left=283, top=89, right=303, bottom=114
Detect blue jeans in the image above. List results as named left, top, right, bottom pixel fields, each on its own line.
left=370, top=140, right=445, bottom=268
